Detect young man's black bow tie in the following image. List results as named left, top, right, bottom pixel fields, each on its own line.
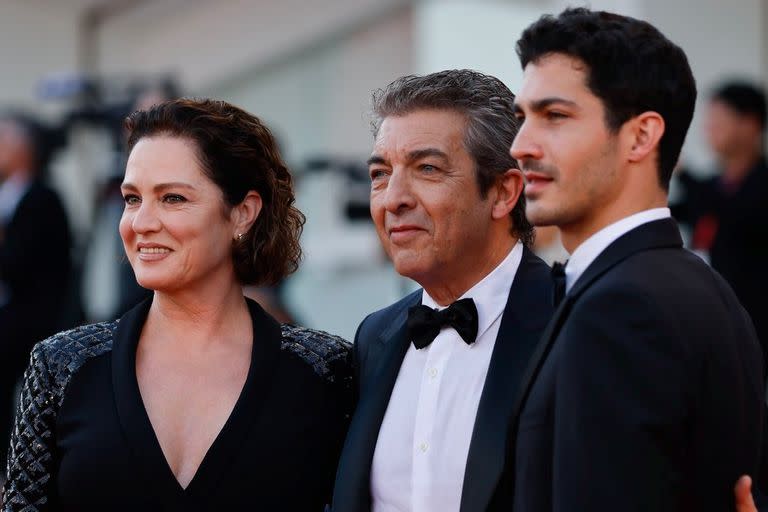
left=406, top=298, right=479, bottom=349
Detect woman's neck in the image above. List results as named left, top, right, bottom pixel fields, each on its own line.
left=144, top=284, right=251, bottom=351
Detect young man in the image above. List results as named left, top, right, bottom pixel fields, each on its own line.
left=508, top=8, right=764, bottom=511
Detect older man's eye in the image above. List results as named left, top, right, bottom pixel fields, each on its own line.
left=369, top=169, right=388, bottom=181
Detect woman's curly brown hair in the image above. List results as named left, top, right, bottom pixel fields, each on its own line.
left=125, top=98, right=305, bottom=285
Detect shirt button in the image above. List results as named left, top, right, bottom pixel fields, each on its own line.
left=419, top=442, right=429, bottom=452
left=428, top=367, right=438, bottom=379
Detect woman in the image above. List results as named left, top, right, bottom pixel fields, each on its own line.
left=2, top=99, right=352, bottom=511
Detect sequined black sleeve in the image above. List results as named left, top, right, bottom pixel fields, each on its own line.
left=2, top=342, right=57, bottom=511
left=280, top=324, right=354, bottom=388
left=2, top=323, right=115, bottom=512
left=279, top=324, right=355, bottom=508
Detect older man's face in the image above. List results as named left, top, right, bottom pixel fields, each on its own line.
left=368, top=109, right=500, bottom=296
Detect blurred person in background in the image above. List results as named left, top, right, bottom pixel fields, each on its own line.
left=672, top=81, right=768, bottom=364
left=0, top=112, right=72, bottom=483
left=3, top=99, right=352, bottom=511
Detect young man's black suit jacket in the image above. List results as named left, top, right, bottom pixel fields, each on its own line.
left=508, top=218, right=765, bottom=511
left=330, top=247, right=554, bottom=512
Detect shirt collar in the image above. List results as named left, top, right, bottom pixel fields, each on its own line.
left=422, top=241, right=524, bottom=342
left=565, top=207, right=671, bottom=292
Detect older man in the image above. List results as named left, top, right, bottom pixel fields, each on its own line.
left=330, top=70, right=553, bottom=512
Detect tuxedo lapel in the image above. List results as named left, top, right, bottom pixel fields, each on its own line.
left=460, top=248, right=553, bottom=512
left=332, top=294, right=418, bottom=512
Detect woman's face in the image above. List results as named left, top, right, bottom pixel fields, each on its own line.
left=119, top=135, right=239, bottom=294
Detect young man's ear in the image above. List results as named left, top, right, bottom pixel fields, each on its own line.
left=627, top=112, right=665, bottom=164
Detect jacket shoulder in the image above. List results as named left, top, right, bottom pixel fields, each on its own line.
left=33, top=321, right=117, bottom=402
left=280, top=324, right=352, bottom=384
left=3, top=322, right=116, bottom=511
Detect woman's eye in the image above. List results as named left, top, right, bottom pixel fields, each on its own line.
left=163, top=194, right=186, bottom=204
left=123, top=195, right=140, bottom=206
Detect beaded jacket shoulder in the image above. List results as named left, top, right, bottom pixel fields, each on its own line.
left=279, top=324, right=352, bottom=385
left=31, top=321, right=118, bottom=402
left=2, top=321, right=117, bottom=512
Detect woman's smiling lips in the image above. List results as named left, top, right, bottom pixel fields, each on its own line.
left=136, top=242, right=173, bottom=261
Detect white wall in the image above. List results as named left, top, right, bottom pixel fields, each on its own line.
left=414, top=0, right=544, bottom=93
left=95, top=0, right=412, bottom=92
left=0, top=2, right=80, bottom=113
left=207, top=6, right=414, bottom=164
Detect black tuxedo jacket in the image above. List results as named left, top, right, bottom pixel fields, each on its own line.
left=508, top=218, right=765, bottom=511
left=331, top=247, right=554, bottom=512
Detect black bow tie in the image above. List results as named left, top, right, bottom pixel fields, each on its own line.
left=407, top=298, right=479, bottom=350
left=552, top=261, right=567, bottom=307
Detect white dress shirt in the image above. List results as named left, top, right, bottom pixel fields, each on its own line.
left=370, top=242, right=524, bottom=512
left=565, top=207, right=671, bottom=292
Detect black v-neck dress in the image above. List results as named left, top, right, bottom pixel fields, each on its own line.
left=3, top=299, right=353, bottom=511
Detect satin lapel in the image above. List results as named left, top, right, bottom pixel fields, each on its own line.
left=332, top=295, right=418, bottom=512
left=460, top=248, right=553, bottom=512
